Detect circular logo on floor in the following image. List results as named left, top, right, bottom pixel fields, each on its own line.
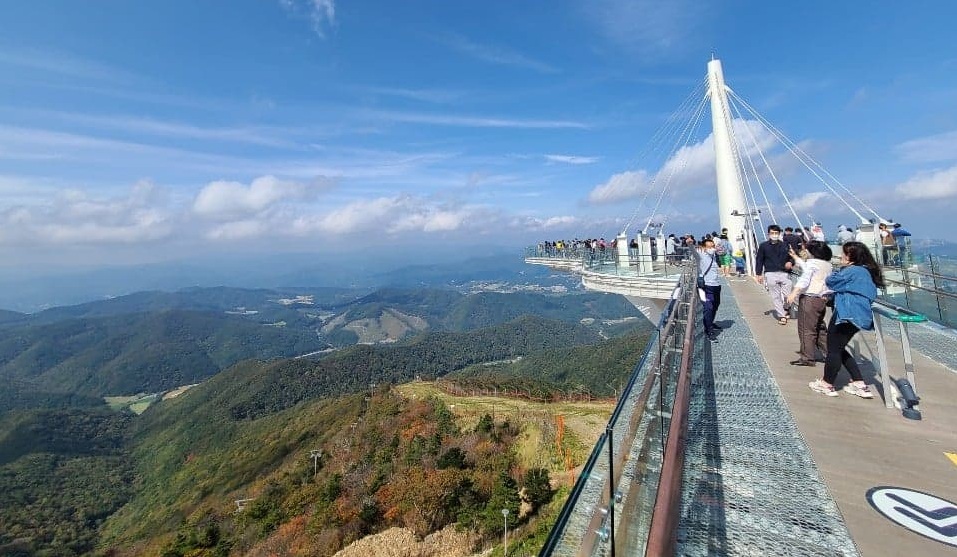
left=866, top=486, right=957, bottom=547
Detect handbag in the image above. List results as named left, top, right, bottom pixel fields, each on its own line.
left=697, top=255, right=714, bottom=289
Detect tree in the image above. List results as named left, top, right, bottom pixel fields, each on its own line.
left=475, top=414, right=494, bottom=434
left=479, top=471, right=520, bottom=535
left=523, top=468, right=552, bottom=511
left=437, top=447, right=467, bottom=470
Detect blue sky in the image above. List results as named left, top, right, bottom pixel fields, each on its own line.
left=3, top=0, right=957, bottom=271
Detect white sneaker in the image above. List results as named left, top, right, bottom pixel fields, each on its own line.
left=809, top=379, right=838, bottom=397
left=843, top=382, right=874, bottom=399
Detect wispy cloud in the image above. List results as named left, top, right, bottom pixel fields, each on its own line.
left=894, top=165, right=957, bottom=200
left=367, top=109, right=588, bottom=129
left=789, top=191, right=831, bottom=212
left=588, top=170, right=651, bottom=204
left=0, top=49, right=137, bottom=84
left=357, top=86, right=464, bottom=104
left=545, top=154, right=600, bottom=165
left=438, top=33, right=559, bottom=74
left=582, top=0, right=702, bottom=60
left=279, top=0, right=336, bottom=37
left=10, top=110, right=300, bottom=148
left=586, top=119, right=797, bottom=205
left=895, top=130, right=957, bottom=163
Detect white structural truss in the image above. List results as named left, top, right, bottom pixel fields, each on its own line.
left=527, top=57, right=910, bottom=304
left=707, top=58, right=750, bottom=246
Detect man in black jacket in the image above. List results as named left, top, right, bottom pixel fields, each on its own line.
left=754, top=224, right=794, bottom=325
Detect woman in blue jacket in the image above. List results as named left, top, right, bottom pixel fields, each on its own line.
left=809, top=242, right=885, bottom=398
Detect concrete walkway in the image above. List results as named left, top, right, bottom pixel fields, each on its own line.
left=725, top=278, right=957, bottom=556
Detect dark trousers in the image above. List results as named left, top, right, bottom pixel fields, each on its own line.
left=702, top=284, right=721, bottom=334
left=797, top=295, right=828, bottom=361
left=823, top=315, right=864, bottom=384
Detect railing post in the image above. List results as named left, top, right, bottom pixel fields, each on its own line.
left=929, top=254, right=946, bottom=324
left=898, top=321, right=917, bottom=393
left=606, top=424, right=616, bottom=557
left=872, top=311, right=894, bottom=409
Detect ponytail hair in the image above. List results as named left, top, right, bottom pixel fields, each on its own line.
left=842, top=241, right=885, bottom=288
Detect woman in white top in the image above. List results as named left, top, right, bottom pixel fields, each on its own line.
left=786, top=241, right=834, bottom=366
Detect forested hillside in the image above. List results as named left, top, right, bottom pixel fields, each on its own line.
left=0, top=286, right=651, bottom=555
left=172, top=315, right=600, bottom=421
left=5, top=286, right=367, bottom=328
left=447, top=327, right=653, bottom=398
left=0, top=310, right=326, bottom=404
left=104, top=390, right=565, bottom=556
left=0, top=408, right=133, bottom=555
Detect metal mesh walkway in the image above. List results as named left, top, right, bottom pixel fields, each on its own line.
left=675, top=283, right=860, bottom=556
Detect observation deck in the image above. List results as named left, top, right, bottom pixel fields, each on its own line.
left=536, top=266, right=957, bottom=557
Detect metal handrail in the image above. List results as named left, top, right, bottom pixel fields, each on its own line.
left=537, top=270, right=695, bottom=557
left=883, top=276, right=957, bottom=301
left=645, top=278, right=697, bottom=556
left=871, top=299, right=928, bottom=323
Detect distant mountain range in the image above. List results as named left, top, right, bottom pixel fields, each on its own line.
left=0, top=285, right=645, bottom=413
left=0, top=250, right=568, bottom=313
left=0, top=283, right=650, bottom=555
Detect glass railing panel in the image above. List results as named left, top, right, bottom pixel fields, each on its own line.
left=878, top=253, right=957, bottom=328
left=539, top=271, right=697, bottom=557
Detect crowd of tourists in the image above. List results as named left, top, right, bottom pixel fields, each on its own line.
left=699, top=222, right=890, bottom=401
left=535, top=238, right=613, bottom=258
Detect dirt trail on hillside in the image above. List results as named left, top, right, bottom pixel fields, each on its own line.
left=333, top=526, right=483, bottom=557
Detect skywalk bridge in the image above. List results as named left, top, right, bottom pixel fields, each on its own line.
left=530, top=57, right=957, bottom=556
left=536, top=265, right=957, bottom=557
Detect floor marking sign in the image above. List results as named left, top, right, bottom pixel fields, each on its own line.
left=946, top=452, right=957, bottom=468
left=867, top=486, right=957, bottom=548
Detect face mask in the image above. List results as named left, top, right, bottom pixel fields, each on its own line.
left=769, top=234, right=781, bottom=242
left=705, top=248, right=716, bottom=254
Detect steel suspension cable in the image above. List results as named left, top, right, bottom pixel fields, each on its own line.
left=622, top=78, right=708, bottom=235
left=724, top=92, right=805, bottom=232
left=726, top=105, right=768, bottom=238
left=716, top=83, right=770, bottom=237
left=726, top=98, right=775, bottom=236
left=642, top=90, right=710, bottom=234
left=728, top=89, right=878, bottom=224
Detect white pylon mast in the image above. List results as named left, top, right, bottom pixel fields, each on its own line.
left=707, top=59, right=750, bottom=244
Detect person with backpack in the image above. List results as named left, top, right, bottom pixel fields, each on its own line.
left=808, top=241, right=885, bottom=398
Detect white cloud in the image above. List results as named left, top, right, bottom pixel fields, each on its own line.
left=366, top=109, right=588, bottom=129
left=280, top=0, right=336, bottom=37
left=588, top=170, right=651, bottom=204
left=894, top=165, right=957, bottom=200
left=205, top=219, right=269, bottom=241
left=541, top=216, right=580, bottom=228
left=193, top=175, right=330, bottom=219
left=0, top=180, right=174, bottom=246
left=895, top=130, right=957, bottom=163
left=583, top=0, right=702, bottom=60
left=788, top=191, right=831, bottom=212
left=439, top=33, right=558, bottom=73
left=545, top=154, right=599, bottom=165
left=587, top=119, right=781, bottom=205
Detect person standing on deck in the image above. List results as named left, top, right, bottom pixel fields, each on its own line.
left=891, top=223, right=912, bottom=265
left=808, top=241, right=884, bottom=398
left=836, top=225, right=855, bottom=245
left=786, top=241, right=833, bottom=367
left=696, top=237, right=721, bottom=342
left=754, top=224, right=794, bottom=325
